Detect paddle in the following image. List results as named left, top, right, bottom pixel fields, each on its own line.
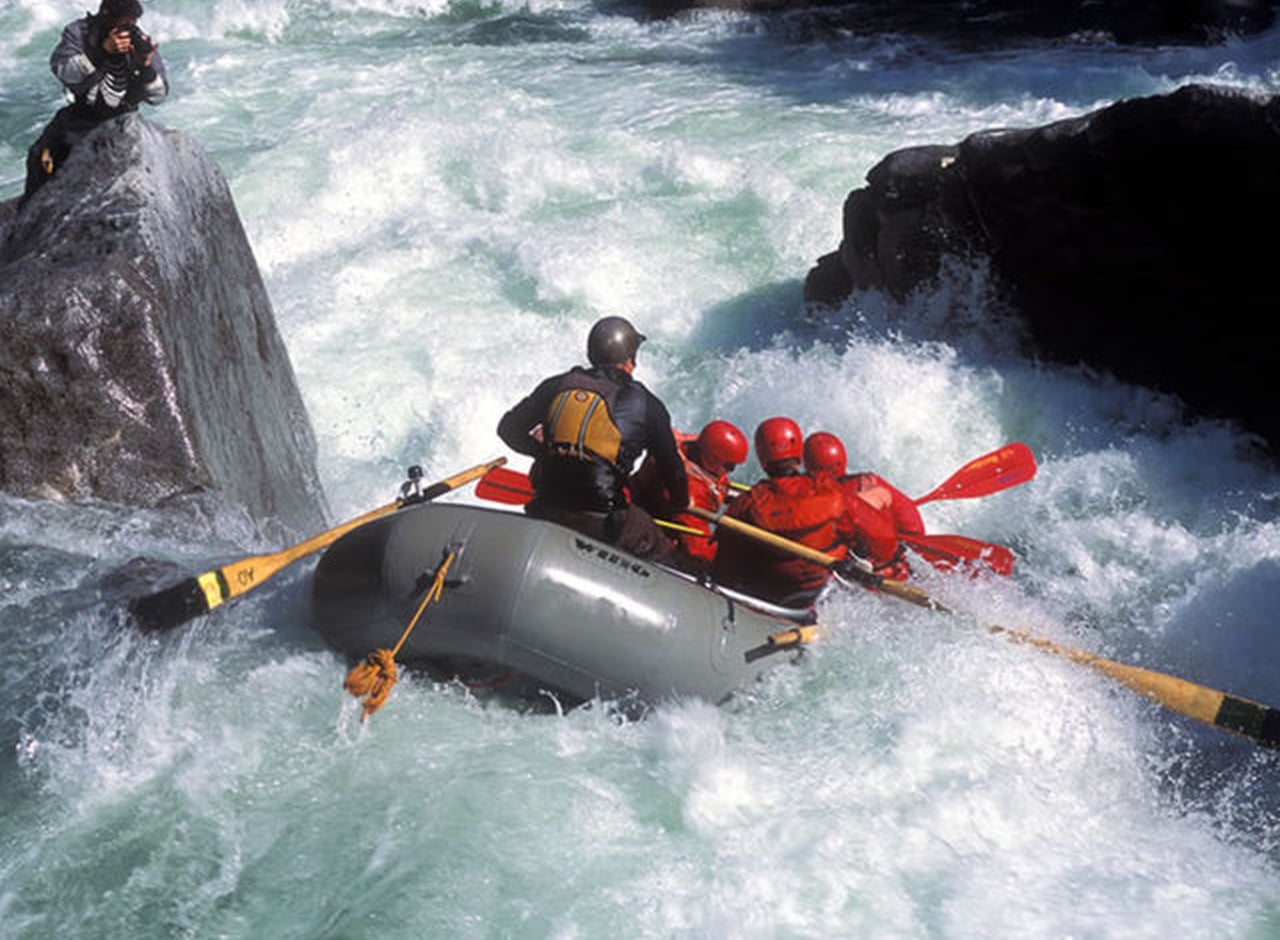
left=128, top=457, right=507, bottom=632
left=871, top=443, right=1036, bottom=574
left=913, top=441, right=1037, bottom=505
left=898, top=532, right=1015, bottom=576
left=729, top=444, right=1031, bottom=572
left=730, top=441, right=1036, bottom=506
left=476, top=465, right=535, bottom=504
left=687, top=507, right=943, bottom=611
left=688, top=506, right=1279, bottom=752
left=479, top=465, right=1015, bottom=571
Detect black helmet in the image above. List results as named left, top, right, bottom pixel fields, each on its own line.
left=586, top=316, right=646, bottom=367
left=99, top=0, right=144, bottom=21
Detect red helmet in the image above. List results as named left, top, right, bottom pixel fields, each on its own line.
left=803, top=432, right=847, bottom=476
left=696, top=420, right=749, bottom=475
left=754, top=417, right=803, bottom=471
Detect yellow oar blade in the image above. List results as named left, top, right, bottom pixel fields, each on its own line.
left=129, top=457, right=505, bottom=632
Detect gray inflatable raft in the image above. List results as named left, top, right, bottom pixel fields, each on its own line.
left=311, top=502, right=809, bottom=708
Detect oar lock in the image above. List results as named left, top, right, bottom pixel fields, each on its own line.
left=400, top=464, right=425, bottom=502
left=833, top=558, right=881, bottom=589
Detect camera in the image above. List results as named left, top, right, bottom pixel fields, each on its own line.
left=126, top=24, right=153, bottom=58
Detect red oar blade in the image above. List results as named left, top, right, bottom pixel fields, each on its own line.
left=899, top=532, right=1015, bottom=576
left=475, top=466, right=535, bottom=505
left=914, top=442, right=1037, bottom=505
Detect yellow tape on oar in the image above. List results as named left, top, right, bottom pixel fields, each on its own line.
left=744, top=624, right=819, bottom=663
left=769, top=625, right=817, bottom=648
left=197, top=571, right=227, bottom=610
left=346, top=550, right=457, bottom=722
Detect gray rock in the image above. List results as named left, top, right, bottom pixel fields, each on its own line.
left=0, top=114, right=328, bottom=535
left=805, top=84, right=1280, bottom=450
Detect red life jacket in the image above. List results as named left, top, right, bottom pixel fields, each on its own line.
left=632, top=433, right=731, bottom=567
left=835, top=472, right=923, bottom=578
left=711, top=473, right=847, bottom=604
left=852, top=472, right=924, bottom=535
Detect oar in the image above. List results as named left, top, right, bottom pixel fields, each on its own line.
left=475, top=465, right=707, bottom=537
left=128, top=457, right=506, bottom=632
left=899, top=532, right=1015, bottom=576
left=913, top=441, right=1037, bottom=505
left=479, top=466, right=1012, bottom=566
left=989, top=625, right=1280, bottom=751
left=687, top=506, right=942, bottom=611
left=733, top=446, right=1030, bottom=570
left=688, top=505, right=1280, bottom=752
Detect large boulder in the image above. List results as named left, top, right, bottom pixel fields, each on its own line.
left=641, top=0, right=1278, bottom=46
left=805, top=84, right=1280, bottom=450
left=0, top=114, right=327, bottom=535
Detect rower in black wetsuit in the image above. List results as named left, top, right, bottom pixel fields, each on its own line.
left=497, top=316, right=689, bottom=561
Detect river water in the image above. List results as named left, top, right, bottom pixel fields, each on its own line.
left=2, top=1, right=1279, bottom=936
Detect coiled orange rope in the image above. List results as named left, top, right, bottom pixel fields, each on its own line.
left=344, top=550, right=457, bottom=721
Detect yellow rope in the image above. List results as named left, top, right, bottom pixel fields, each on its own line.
left=344, top=550, right=457, bottom=722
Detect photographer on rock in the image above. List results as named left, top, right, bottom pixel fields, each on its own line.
left=21, top=0, right=168, bottom=206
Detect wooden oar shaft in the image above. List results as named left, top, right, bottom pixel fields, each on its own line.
left=131, top=456, right=506, bottom=631
left=654, top=518, right=706, bottom=537
left=686, top=506, right=943, bottom=610
left=214, top=500, right=401, bottom=607
left=687, top=507, right=1279, bottom=752
left=213, top=457, right=506, bottom=607
left=990, top=626, right=1280, bottom=750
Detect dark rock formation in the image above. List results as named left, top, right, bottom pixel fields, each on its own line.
left=805, top=84, right=1280, bottom=449
left=641, top=0, right=1279, bottom=46
left=0, top=115, right=328, bottom=534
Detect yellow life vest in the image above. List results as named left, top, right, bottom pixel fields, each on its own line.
left=546, top=388, right=623, bottom=464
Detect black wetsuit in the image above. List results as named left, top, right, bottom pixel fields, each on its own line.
left=498, top=365, right=689, bottom=560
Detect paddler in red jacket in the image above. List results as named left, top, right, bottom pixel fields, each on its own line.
left=803, top=431, right=924, bottom=581
left=709, top=417, right=848, bottom=607
left=632, top=419, right=749, bottom=570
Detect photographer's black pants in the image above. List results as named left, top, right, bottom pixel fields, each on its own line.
left=22, top=106, right=105, bottom=206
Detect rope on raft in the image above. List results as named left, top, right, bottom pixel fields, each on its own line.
left=344, top=549, right=458, bottom=721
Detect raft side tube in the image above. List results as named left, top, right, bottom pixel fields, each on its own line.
left=311, top=503, right=802, bottom=706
